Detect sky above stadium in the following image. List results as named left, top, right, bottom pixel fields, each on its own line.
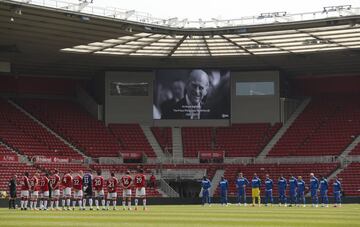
left=83, top=0, right=360, bottom=20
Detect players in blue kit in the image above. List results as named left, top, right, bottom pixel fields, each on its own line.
left=219, top=176, right=228, bottom=206
left=333, top=177, right=342, bottom=207
left=310, top=173, right=319, bottom=207
left=235, top=172, right=249, bottom=206
left=288, top=174, right=297, bottom=206
left=200, top=172, right=344, bottom=208
left=319, top=176, right=329, bottom=207
left=278, top=175, right=287, bottom=206
left=264, top=174, right=273, bottom=206
left=201, top=176, right=211, bottom=206
left=297, top=176, right=306, bottom=207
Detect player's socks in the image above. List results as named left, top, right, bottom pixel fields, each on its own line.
left=73, top=200, right=76, bottom=209
left=128, top=201, right=131, bottom=210
left=55, top=200, right=59, bottom=209
left=20, top=200, right=24, bottom=209
left=101, top=199, right=106, bottom=208
left=143, top=199, right=146, bottom=209
left=95, top=199, right=99, bottom=208
left=40, top=200, right=44, bottom=209
left=24, top=200, right=28, bottom=209
left=89, top=198, right=93, bottom=208
left=30, top=201, right=33, bottom=209
left=122, top=201, right=126, bottom=209
left=106, top=200, right=111, bottom=208
left=79, top=200, right=82, bottom=209
left=62, top=199, right=65, bottom=208
left=66, top=199, right=71, bottom=208
left=44, top=200, right=48, bottom=209
left=50, top=201, right=54, bottom=209
left=82, top=199, right=86, bottom=208
left=134, top=199, right=138, bottom=207
left=113, top=200, right=116, bottom=209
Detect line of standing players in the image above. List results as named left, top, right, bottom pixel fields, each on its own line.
left=18, top=169, right=148, bottom=211
left=201, top=172, right=343, bottom=207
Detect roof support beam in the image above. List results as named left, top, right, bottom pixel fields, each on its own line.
left=220, top=35, right=253, bottom=55
left=203, top=36, right=212, bottom=56
left=168, top=35, right=187, bottom=56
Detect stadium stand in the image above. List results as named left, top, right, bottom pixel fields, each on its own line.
left=215, top=163, right=339, bottom=197
left=151, top=127, right=172, bottom=154
left=182, top=123, right=282, bottom=158
left=108, top=124, right=156, bottom=158
left=182, top=127, right=213, bottom=157
left=34, top=163, right=91, bottom=173
left=16, top=99, right=122, bottom=158
left=0, top=99, right=81, bottom=158
left=335, top=162, right=360, bottom=196
left=90, top=163, right=218, bottom=179
left=0, top=143, right=16, bottom=155
left=269, top=95, right=360, bottom=156
left=215, top=123, right=282, bottom=157
left=349, top=143, right=360, bottom=155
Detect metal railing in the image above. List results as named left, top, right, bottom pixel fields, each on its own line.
left=255, top=155, right=339, bottom=164
left=159, top=178, right=179, bottom=198
left=7, top=0, right=360, bottom=29
left=161, top=169, right=206, bottom=180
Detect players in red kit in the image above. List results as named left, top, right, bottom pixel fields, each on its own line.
left=39, top=172, right=50, bottom=210
left=49, top=169, right=61, bottom=210
left=93, top=171, right=105, bottom=210
left=20, top=172, right=30, bottom=210
left=134, top=169, right=147, bottom=210
left=61, top=170, right=73, bottom=210
left=72, top=171, right=83, bottom=210
left=121, top=171, right=133, bottom=210
left=29, top=173, right=40, bottom=210
left=106, top=173, right=119, bottom=210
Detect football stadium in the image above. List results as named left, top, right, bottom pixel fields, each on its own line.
left=0, top=0, right=359, bottom=226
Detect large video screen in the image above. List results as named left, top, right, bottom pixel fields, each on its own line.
left=154, top=69, right=230, bottom=120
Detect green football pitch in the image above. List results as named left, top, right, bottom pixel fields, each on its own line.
left=0, top=204, right=359, bottom=227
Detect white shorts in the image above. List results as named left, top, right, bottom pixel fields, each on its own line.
left=107, top=192, right=117, bottom=200
left=94, top=190, right=105, bottom=198
left=63, top=187, right=72, bottom=197
left=21, top=190, right=29, bottom=198
left=122, top=189, right=132, bottom=197
left=73, top=190, right=83, bottom=199
left=135, top=187, right=146, bottom=197
left=41, top=191, right=50, bottom=198
left=53, top=189, right=60, bottom=197
left=31, top=191, right=39, bottom=197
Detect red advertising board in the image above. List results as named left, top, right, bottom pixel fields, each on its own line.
left=0, top=155, right=18, bottom=162
left=34, top=156, right=83, bottom=163
left=199, top=151, right=224, bottom=159
left=121, top=152, right=143, bottom=159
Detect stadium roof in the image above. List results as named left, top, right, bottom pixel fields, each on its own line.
left=62, top=25, right=360, bottom=57
left=0, top=0, right=360, bottom=77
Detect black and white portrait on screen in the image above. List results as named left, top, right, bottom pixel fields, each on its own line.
left=154, top=69, right=230, bottom=120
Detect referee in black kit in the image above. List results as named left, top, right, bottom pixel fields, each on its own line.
left=8, top=175, right=17, bottom=209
